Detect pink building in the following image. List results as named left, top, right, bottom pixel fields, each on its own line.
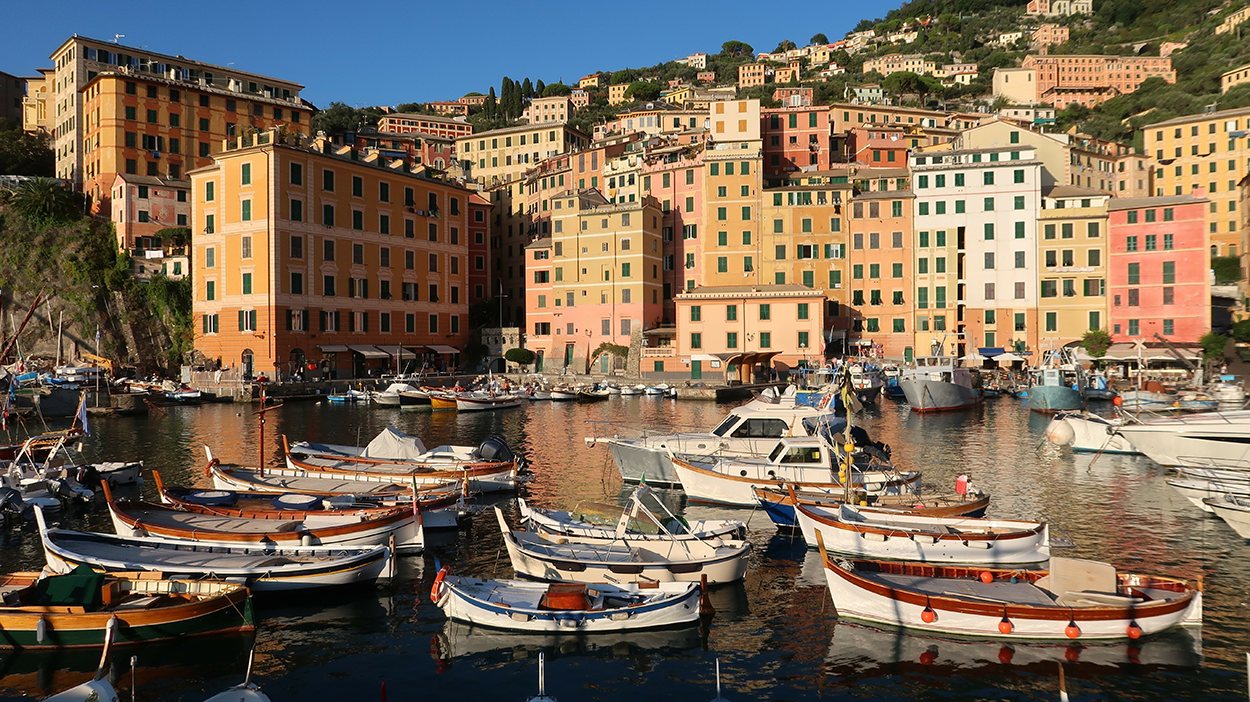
left=110, top=174, right=190, bottom=279
left=697, top=71, right=716, bottom=83
left=1107, top=194, right=1210, bottom=343
left=467, top=192, right=491, bottom=306
left=847, top=126, right=909, bottom=166
left=570, top=90, right=590, bottom=108
left=762, top=105, right=832, bottom=175
left=772, top=87, right=814, bottom=106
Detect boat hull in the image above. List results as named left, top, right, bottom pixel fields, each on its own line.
left=1027, top=385, right=1082, bottom=414
left=752, top=488, right=990, bottom=528
left=672, top=457, right=919, bottom=507
left=1113, top=425, right=1250, bottom=468
left=1052, top=413, right=1140, bottom=454
left=434, top=577, right=701, bottom=632
left=1204, top=496, right=1250, bottom=538
left=900, top=378, right=982, bottom=413
left=1166, top=478, right=1250, bottom=512
left=795, top=505, right=1050, bottom=565
left=456, top=396, right=523, bottom=412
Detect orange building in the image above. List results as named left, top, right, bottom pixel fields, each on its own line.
left=1023, top=54, right=1175, bottom=103
left=79, top=71, right=313, bottom=217
left=846, top=189, right=916, bottom=358
left=377, top=113, right=473, bottom=139
left=190, top=129, right=473, bottom=379
left=738, top=63, right=766, bottom=88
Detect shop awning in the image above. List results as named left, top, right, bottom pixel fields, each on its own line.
left=349, top=345, right=390, bottom=359
left=427, top=345, right=461, bottom=354
left=689, top=354, right=720, bottom=362
left=317, top=344, right=350, bottom=353
left=978, top=347, right=1006, bottom=357
left=375, top=345, right=416, bottom=359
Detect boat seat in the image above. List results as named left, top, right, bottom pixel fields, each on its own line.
left=1036, top=557, right=1117, bottom=598
left=1054, top=590, right=1145, bottom=608
left=538, top=583, right=590, bottom=611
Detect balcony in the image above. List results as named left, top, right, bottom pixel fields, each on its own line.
left=642, top=346, right=676, bottom=358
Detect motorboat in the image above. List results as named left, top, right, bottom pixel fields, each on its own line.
left=881, top=366, right=907, bottom=399
left=1119, top=389, right=1175, bottom=411
left=1083, top=374, right=1118, bottom=401
left=1208, top=378, right=1245, bottom=407
left=1203, top=494, right=1250, bottom=538
left=36, top=507, right=392, bottom=592
left=1044, top=411, right=1140, bottom=454
left=101, top=483, right=425, bottom=553
left=584, top=386, right=843, bottom=486
left=456, top=393, right=524, bottom=412
left=517, top=485, right=745, bottom=542
left=1166, top=476, right=1250, bottom=512
left=326, top=389, right=369, bottom=404
left=495, top=507, right=750, bottom=584
left=0, top=566, right=254, bottom=649
left=815, top=550, right=1202, bottom=640
left=432, top=573, right=703, bottom=632
left=793, top=501, right=1051, bottom=565
left=371, top=383, right=427, bottom=407
left=848, top=363, right=885, bottom=404
left=549, top=387, right=579, bottom=401
left=670, top=437, right=919, bottom=506
left=577, top=388, right=611, bottom=402
left=619, top=384, right=645, bottom=396
left=1112, top=410, right=1250, bottom=468
left=899, top=355, right=982, bottom=413
left=1026, top=350, right=1083, bottom=414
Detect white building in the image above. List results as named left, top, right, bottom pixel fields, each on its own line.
left=910, top=146, right=1043, bottom=353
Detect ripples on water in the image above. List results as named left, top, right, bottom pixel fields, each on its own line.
left=0, top=396, right=1247, bottom=701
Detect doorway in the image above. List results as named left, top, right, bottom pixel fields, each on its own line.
left=691, top=360, right=702, bottom=380
left=241, top=349, right=254, bottom=379
left=564, top=344, right=575, bottom=368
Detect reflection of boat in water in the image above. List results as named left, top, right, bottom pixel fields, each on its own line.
left=433, top=620, right=702, bottom=660
left=824, top=621, right=1203, bottom=673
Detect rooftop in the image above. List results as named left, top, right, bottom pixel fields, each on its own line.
left=1107, top=193, right=1208, bottom=210
left=55, top=34, right=303, bottom=90
left=676, top=284, right=826, bottom=298
left=1147, top=104, right=1250, bottom=128
left=1043, top=185, right=1109, bottom=199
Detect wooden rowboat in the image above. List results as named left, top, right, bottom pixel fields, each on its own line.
left=751, top=486, right=990, bottom=529
left=815, top=535, right=1202, bottom=640
left=283, top=436, right=519, bottom=494
left=0, top=567, right=253, bottom=649
left=36, top=507, right=391, bottom=592
left=100, top=483, right=425, bottom=554
left=209, top=462, right=446, bottom=497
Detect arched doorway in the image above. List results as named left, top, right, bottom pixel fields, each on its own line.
left=241, top=349, right=255, bottom=380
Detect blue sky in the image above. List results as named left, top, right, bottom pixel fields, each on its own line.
left=0, top=0, right=902, bottom=108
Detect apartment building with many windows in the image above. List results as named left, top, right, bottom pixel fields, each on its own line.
left=1106, top=194, right=1210, bottom=343
left=845, top=190, right=916, bottom=358
left=1037, top=187, right=1110, bottom=348
left=190, top=129, right=473, bottom=379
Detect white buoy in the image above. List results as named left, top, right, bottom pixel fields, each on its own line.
left=1044, top=417, right=1075, bottom=446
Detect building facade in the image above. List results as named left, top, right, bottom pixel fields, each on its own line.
left=1223, top=62, right=1250, bottom=94
left=110, top=173, right=191, bottom=280
left=1036, top=187, right=1109, bottom=349
left=377, top=113, right=473, bottom=139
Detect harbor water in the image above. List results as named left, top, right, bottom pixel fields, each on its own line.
left=0, top=395, right=1247, bottom=701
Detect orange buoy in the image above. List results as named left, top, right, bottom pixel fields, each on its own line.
left=1112, top=396, right=1123, bottom=406
left=1065, top=621, right=1081, bottom=639
left=921, top=605, right=936, bottom=623
left=998, top=616, right=1013, bottom=634
left=980, top=571, right=994, bottom=584
left=1126, top=620, right=1142, bottom=639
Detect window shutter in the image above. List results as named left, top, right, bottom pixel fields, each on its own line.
left=202, top=315, right=209, bottom=334
left=362, top=280, right=369, bottom=300
left=362, top=312, right=369, bottom=332
left=319, top=311, right=326, bottom=331
left=238, top=310, right=245, bottom=331
left=334, top=311, right=341, bottom=330
left=301, top=310, right=310, bottom=330
left=285, top=310, right=293, bottom=331
left=249, top=310, right=257, bottom=330
left=349, top=312, right=355, bottom=332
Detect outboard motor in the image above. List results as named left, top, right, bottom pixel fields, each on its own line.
left=49, top=477, right=94, bottom=502
left=0, top=487, right=33, bottom=522
left=75, top=464, right=103, bottom=491
left=474, top=436, right=526, bottom=471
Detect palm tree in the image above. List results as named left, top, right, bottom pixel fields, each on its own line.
left=9, top=178, right=81, bottom=224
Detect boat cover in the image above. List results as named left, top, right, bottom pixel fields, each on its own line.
left=35, top=564, right=105, bottom=609
left=362, top=426, right=428, bottom=460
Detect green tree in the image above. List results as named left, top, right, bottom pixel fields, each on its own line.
left=624, top=81, right=661, bottom=101
left=0, top=119, right=54, bottom=177
left=311, top=102, right=380, bottom=136
left=1200, top=332, right=1229, bottom=360
left=810, top=33, right=829, bottom=45
left=395, top=102, right=421, bottom=113
left=1081, top=329, right=1112, bottom=358
left=541, top=83, right=572, bottom=97
left=504, top=347, right=536, bottom=366
left=611, top=70, right=634, bottom=85
left=721, top=40, right=754, bottom=57
left=535, top=79, right=546, bottom=96
left=521, top=78, right=534, bottom=99
left=774, top=39, right=797, bottom=53
left=9, top=178, right=83, bottom=226
left=484, top=87, right=497, bottom=118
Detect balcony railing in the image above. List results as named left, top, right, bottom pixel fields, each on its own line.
left=642, top=346, right=676, bottom=357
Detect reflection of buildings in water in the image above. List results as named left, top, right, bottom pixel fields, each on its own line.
left=824, top=621, right=1203, bottom=675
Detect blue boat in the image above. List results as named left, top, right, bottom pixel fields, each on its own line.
left=1026, top=350, right=1084, bottom=414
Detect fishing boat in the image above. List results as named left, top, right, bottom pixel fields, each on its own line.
left=495, top=507, right=750, bottom=584
left=456, top=393, right=524, bottom=412
left=900, top=354, right=983, bottom=413
left=1208, top=378, right=1245, bottom=407
left=1044, top=411, right=1141, bottom=454
left=153, top=471, right=464, bottom=529
left=1118, top=389, right=1175, bottom=411
left=517, top=485, right=745, bottom=542
left=210, top=462, right=418, bottom=497
left=426, top=388, right=460, bottom=410
left=36, top=508, right=391, bottom=592
left=619, top=384, right=645, bottom=396
left=751, top=483, right=990, bottom=529
left=1166, top=476, right=1250, bottom=512
left=431, top=572, right=703, bottom=632
left=1026, top=350, right=1084, bottom=414
left=814, top=547, right=1202, bottom=640
left=793, top=501, right=1052, bottom=565
left=577, top=388, right=611, bottom=402
left=548, top=387, right=579, bottom=401
left=584, top=386, right=843, bottom=486
left=1111, top=410, right=1250, bottom=468
left=1083, top=374, right=1118, bottom=401
left=670, top=436, right=919, bottom=506
left=849, top=364, right=885, bottom=404
left=326, top=389, right=369, bottom=404
left=1203, top=494, right=1250, bottom=538
left=0, top=566, right=254, bottom=648
left=881, top=366, right=907, bottom=399
left=371, top=383, right=427, bottom=407
left=101, top=483, right=425, bottom=553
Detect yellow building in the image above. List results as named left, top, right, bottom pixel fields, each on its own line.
left=738, top=63, right=766, bottom=88
left=608, top=83, right=630, bottom=106
left=81, top=71, right=313, bottom=216
left=700, top=100, right=763, bottom=289
left=21, top=68, right=53, bottom=133
left=1223, top=62, right=1250, bottom=94
left=47, top=35, right=308, bottom=196
left=1144, top=106, right=1250, bottom=256
left=189, top=129, right=474, bottom=379
left=1037, top=187, right=1110, bottom=348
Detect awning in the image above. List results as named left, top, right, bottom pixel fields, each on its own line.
left=349, top=345, right=390, bottom=359
left=978, top=347, right=1006, bottom=357
left=375, top=345, right=416, bottom=359
left=427, top=345, right=460, bottom=354
left=317, top=344, right=350, bottom=353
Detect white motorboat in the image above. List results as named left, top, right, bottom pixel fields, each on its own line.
left=605, top=384, right=622, bottom=395
left=793, top=501, right=1051, bottom=565
left=670, top=436, right=919, bottom=506
left=584, top=386, right=843, bottom=486
left=619, top=384, right=645, bottom=396
left=371, top=382, right=427, bottom=407
left=432, top=573, right=702, bottom=632
left=1112, top=410, right=1250, bottom=467
left=1208, top=380, right=1246, bottom=406
left=848, top=364, right=885, bottom=404
left=1044, top=411, right=1140, bottom=454
left=1166, top=476, right=1250, bottom=512
left=517, top=485, right=745, bottom=543
left=495, top=507, right=750, bottom=584
left=1203, top=494, right=1250, bottom=538
left=457, top=393, right=524, bottom=412
left=900, top=355, right=983, bottom=413
left=549, top=387, right=579, bottom=401
left=36, top=507, right=393, bottom=591
left=203, top=650, right=271, bottom=702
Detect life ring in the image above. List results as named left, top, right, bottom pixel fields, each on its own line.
left=204, top=458, right=220, bottom=476
left=430, top=566, right=448, bottom=602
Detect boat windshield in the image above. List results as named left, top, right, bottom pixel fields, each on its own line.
left=568, top=502, right=664, bottom=535
left=711, top=415, right=739, bottom=437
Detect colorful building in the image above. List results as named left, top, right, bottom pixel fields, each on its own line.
left=1106, top=194, right=1211, bottom=343
left=1037, top=187, right=1110, bottom=349
left=1022, top=54, right=1176, bottom=106
left=762, top=105, right=832, bottom=174
left=845, top=189, right=916, bottom=358
left=738, top=63, right=766, bottom=88
left=377, top=113, right=473, bottom=140
left=110, top=174, right=190, bottom=280
left=189, top=129, right=473, bottom=379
